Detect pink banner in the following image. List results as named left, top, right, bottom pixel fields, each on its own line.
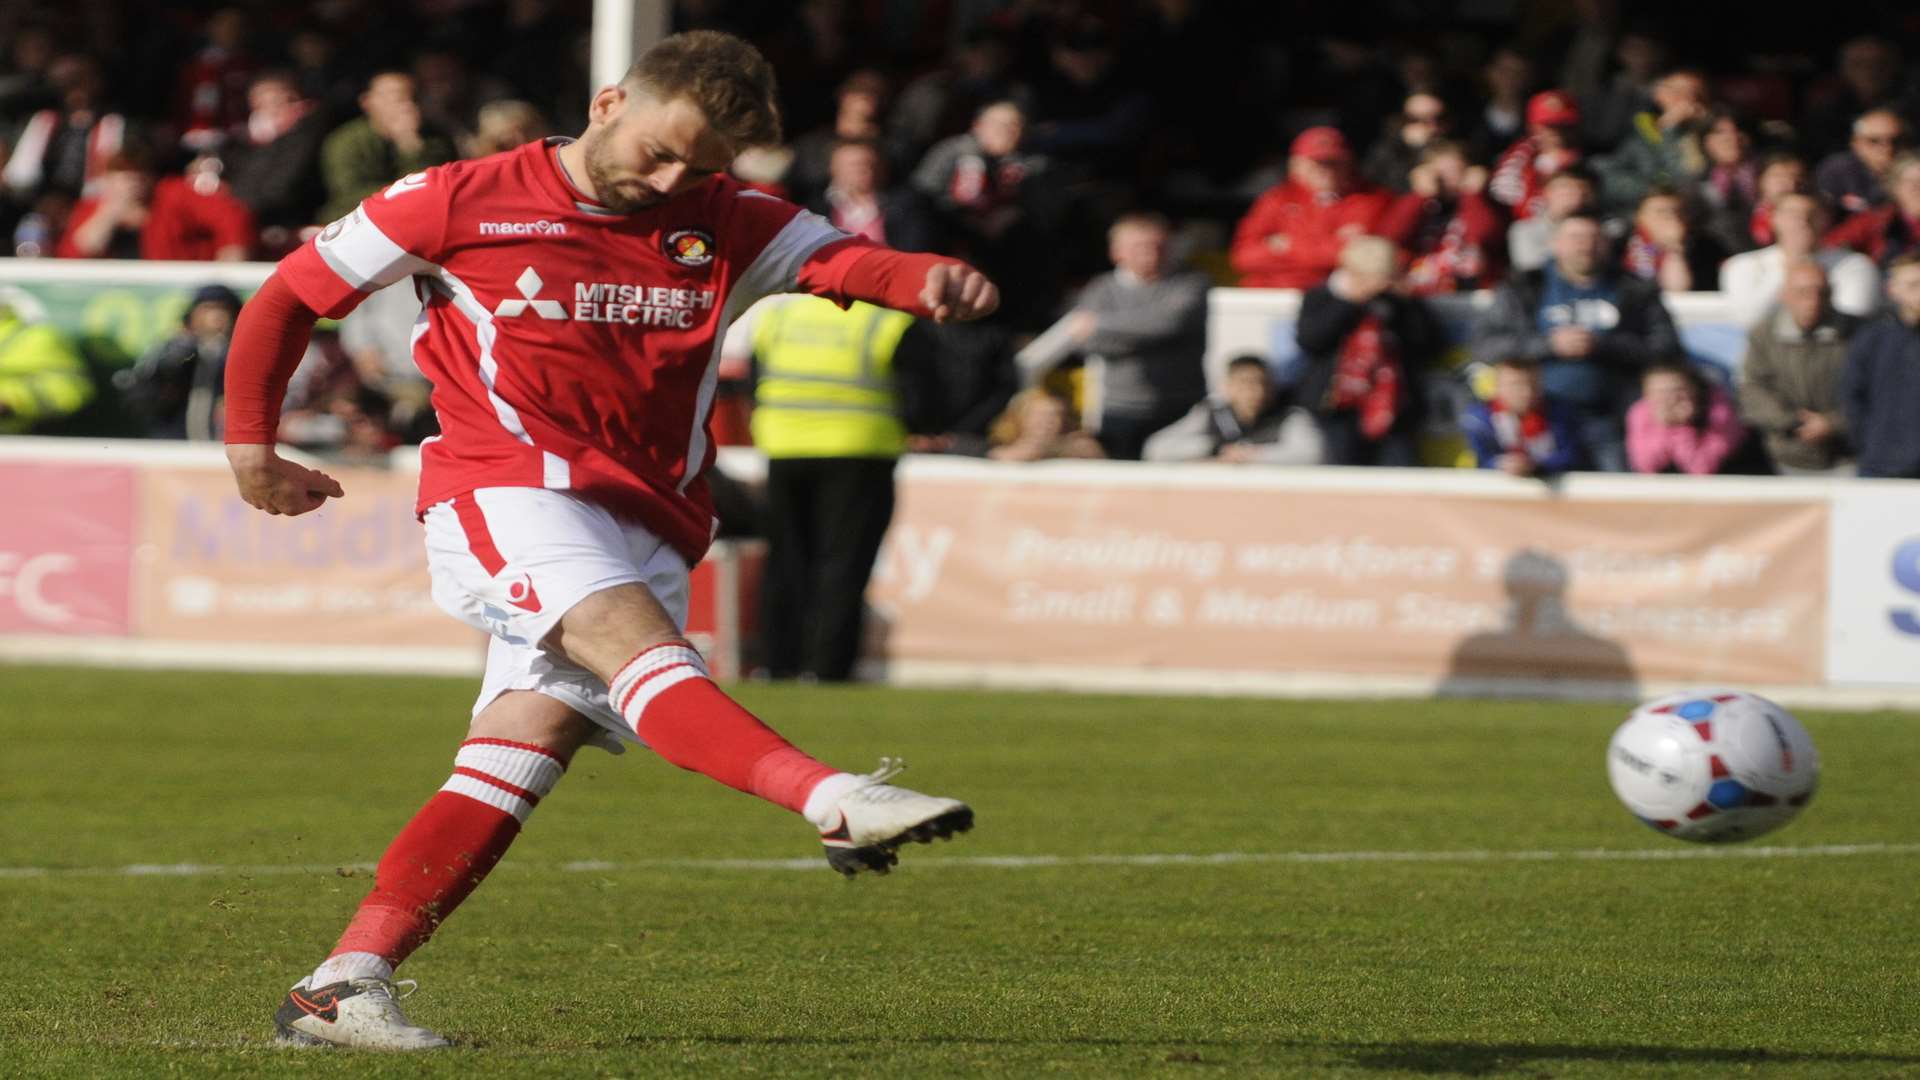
left=0, top=462, right=136, bottom=636
left=131, top=464, right=478, bottom=648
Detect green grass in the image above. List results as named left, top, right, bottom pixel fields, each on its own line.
left=1, top=663, right=1917, bottom=1078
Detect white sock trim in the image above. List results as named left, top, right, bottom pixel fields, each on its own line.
left=311, top=951, right=391, bottom=987
left=442, top=773, right=536, bottom=822
left=801, top=772, right=863, bottom=830
left=453, top=742, right=565, bottom=797
left=439, top=742, right=566, bottom=824
left=610, top=643, right=710, bottom=731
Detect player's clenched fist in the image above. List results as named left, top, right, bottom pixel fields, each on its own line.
left=226, top=443, right=345, bottom=516
left=920, top=261, right=1000, bottom=323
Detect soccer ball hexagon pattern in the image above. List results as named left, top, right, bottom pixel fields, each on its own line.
left=1606, top=690, right=1819, bottom=843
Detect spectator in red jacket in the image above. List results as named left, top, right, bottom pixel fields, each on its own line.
left=58, top=152, right=254, bottom=261
left=1826, top=152, right=1920, bottom=268
left=1230, top=126, right=1391, bottom=290
left=1487, top=91, right=1583, bottom=220
left=1378, top=140, right=1506, bottom=295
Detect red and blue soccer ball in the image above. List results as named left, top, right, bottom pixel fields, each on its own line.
left=1606, top=690, right=1820, bottom=843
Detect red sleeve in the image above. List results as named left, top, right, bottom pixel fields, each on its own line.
left=1376, top=194, right=1428, bottom=247
left=222, top=272, right=320, bottom=444
left=1228, top=188, right=1290, bottom=277
left=53, top=199, right=102, bottom=259
left=210, top=189, right=257, bottom=255
left=794, top=238, right=969, bottom=318
left=279, top=166, right=452, bottom=319
left=1824, top=209, right=1885, bottom=256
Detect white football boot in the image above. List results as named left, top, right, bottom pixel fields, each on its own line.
left=273, top=976, right=452, bottom=1049
left=818, top=758, right=974, bottom=877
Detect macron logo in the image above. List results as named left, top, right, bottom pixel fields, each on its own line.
left=493, top=267, right=568, bottom=319
left=479, top=220, right=569, bottom=237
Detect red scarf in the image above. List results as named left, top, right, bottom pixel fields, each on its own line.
left=1488, top=397, right=1556, bottom=461
left=1749, top=201, right=1774, bottom=247
left=1623, top=227, right=1666, bottom=280
left=1330, top=312, right=1400, bottom=439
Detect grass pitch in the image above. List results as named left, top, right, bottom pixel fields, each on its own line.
left=1, top=664, right=1917, bottom=1078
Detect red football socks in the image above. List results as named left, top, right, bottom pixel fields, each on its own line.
left=609, top=640, right=838, bottom=815
left=328, top=739, right=564, bottom=968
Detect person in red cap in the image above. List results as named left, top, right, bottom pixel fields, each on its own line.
left=1230, top=126, right=1391, bottom=289
left=1487, top=91, right=1584, bottom=220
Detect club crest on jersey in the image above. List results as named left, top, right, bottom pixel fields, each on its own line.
left=664, top=229, right=715, bottom=267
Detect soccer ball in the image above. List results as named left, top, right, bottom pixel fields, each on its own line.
left=1606, top=690, right=1819, bottom=843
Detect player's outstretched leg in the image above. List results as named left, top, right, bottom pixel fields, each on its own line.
left=275, top=694, right=585, bottom=1049
left=610, top=639, right=973, bottom=875
left=559, top=584, right=974, bottom=877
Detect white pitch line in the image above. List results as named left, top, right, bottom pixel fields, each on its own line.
left=2, top=843, right=1918, bottom=880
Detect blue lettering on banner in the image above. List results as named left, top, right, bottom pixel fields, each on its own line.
left=1888, top=538, right=1920, bottom=636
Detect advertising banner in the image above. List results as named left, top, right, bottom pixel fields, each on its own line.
left=1825, top=487, right=1920, bottom=687
left=869, top=476, right=1830, bottom=689
left=132, top=463, right=477, bottom=649
left=0, top=461, right=136, bottom=636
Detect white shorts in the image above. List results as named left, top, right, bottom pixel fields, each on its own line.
left=423, top=487, right=692, bottom=752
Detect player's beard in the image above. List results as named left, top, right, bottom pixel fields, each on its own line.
left=582, top=130, right=664, bottom=213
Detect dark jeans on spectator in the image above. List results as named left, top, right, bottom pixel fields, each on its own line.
left=1573, top=410, right=1628, bottom=472
left=759, top=456, right=897, bottom=682
left=1097, top=405, right=1192, bottom=461
left=1318, top=411, right=1421, bottom=466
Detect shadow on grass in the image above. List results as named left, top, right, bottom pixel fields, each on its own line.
left=561, top=1034, right=1920, bottom=1074
left=1335, top=1040, right=1920, bottom=1075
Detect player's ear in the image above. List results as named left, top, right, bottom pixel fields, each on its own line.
left=588, top=83, right=630, bottom=128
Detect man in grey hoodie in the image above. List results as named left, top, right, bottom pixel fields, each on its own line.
left=1062, top=211, right=1210, bottom=459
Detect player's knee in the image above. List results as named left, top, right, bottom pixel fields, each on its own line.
left=467, top=690, right=597, bottom=764
left=550, top=582, right=683, bottom=681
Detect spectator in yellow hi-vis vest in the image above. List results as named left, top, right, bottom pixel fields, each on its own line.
left=750, top=296, right=912, bottom=682
left=0, top=301, right=94, bottom=435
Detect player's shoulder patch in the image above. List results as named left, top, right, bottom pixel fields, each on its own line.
left=736, top=189, right=780, bottom=202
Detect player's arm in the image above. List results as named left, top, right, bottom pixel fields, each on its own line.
left=224, top=169, right=450, bottom=516
left=795, top=238, right=999, bottom=323
left=223, top=273, right=345, bottom=516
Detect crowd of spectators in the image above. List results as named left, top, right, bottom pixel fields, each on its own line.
left=5, top=2, right=1920, bottom=478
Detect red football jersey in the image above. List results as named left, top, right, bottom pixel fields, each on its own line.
left=278, top=138, right=848, bottom=563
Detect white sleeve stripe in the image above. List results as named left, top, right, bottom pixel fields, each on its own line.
left=315, top=206, right=434, bottom=291
left=751, top=209, right=850, bottom=296
left=678, top=211, right=850, bottom=493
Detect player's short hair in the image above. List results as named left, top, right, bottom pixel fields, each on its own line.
left=1493, top=355, right=1541, bottom=372
left=623, top=31, right=782, bottom=148
left=1226, top=354, right=1271, bottom=377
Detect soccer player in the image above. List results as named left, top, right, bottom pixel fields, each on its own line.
left=225, top=32, right=996, bottom=1050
